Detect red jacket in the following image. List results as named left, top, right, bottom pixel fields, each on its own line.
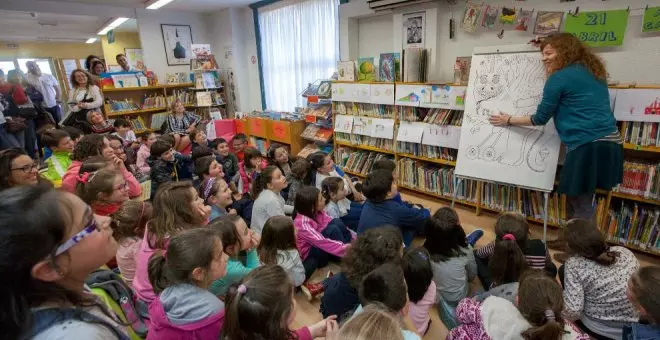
left=0, top=83, right=28, bottom=105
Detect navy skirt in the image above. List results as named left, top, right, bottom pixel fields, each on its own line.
left=558, top=141, right=623, bottom=196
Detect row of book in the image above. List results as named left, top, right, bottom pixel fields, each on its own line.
left=397, top=158, right=478, bottom=203
left=621, top=121, right=660, bottom=147
left=397, top=107, right=464, bottom=125
left=397, top=142, right=457, bottom=161
left=167, top=90, right=194, bottom=107
left=480, top=183, right=567, bottom=225
left=336, top=148, right=392, bottom=175
left=613, top=161, right=660, bottom=201
left=332, top=102, right=396, bottom=118
left=335, top=133, right=395, bottom=151
left=301, top=125, right=333, bottom=144
left=302, top=104, right=331, bottom=119
left=601, top=202, right=660, bottom=253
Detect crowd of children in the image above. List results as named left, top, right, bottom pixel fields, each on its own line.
left=1, top=117, right=659, bottom=340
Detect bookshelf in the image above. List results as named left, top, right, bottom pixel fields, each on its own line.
left=234, top=117, right=307, bottom=156
left=102, top=83, right=192, bottom=134
left=332, top=82, right=660, bottom=257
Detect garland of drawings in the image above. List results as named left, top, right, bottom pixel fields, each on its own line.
left=455, top=49, right=561, bottom=192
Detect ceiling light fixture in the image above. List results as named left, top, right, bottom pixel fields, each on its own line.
left=146, top=0, right=175, bottom=10
left=86, top=38, right=97, bottom=44
left=97, top=17, right=129, bottom=35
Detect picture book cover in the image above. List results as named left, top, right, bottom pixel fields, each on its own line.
left=379, top=53, right=400, bottom=82
left=358, top=58, right=376, bottom=81
left=317, top=81, right=332, bottom=98
left=338, top=61, right=356, bottom=81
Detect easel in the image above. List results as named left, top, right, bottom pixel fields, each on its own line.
left=451, top=176, right=551, bottom=243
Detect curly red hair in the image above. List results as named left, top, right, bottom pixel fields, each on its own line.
left=540, top=33, right=608, bottom=82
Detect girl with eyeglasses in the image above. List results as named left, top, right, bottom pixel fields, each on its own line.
left=0, top=147, right=42, bottom=191
left=0, top=185, right=129, bottom=339
left=75, top=168, right=130, bottom=217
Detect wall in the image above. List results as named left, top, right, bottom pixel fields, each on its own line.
left=357, top=15, right=393, bottom=58
left=100, top=32, right=142, bottom=67
left=136, top=9, right=211, bottom=84
left=341, top=0, right=660, bottom=83
left=0, top=41, right=103, bottom=59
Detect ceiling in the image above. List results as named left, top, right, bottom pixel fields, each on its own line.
left=0, top=10, right=107, bottom=42
left=37, top=0, right=256, bottom=12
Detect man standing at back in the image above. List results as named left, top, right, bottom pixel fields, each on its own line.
left=116, top=54, right=135, bottom=72
left=25, top=61, right=61, bottom=123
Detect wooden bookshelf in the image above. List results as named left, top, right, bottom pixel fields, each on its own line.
left=335, top=141, right=396, bottom=155
left=237, top=117, right=307, bottom=155
left=106, top=107, right=167, bottom=117
left=398, top=153, right=456, bottom=166
left=623, top=143, right=660, bottom=153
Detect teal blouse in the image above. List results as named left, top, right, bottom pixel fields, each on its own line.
left=531, top=64, right=617, bottom=151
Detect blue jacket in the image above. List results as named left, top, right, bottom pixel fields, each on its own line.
left=623, top=323, right=660, bottom=340
left=357, top=199, right=430, bottom=247
left=531, top=64, right=617, bottom=151
left=320, top=272, right=359, bottom=323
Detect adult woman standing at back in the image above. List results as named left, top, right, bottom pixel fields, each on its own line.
left=490, top=33, right=622, bottom=252
left=65, top=69, right=103, bottom=133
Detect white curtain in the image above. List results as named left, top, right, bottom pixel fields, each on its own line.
left=258, top=0, right=339, bottom=111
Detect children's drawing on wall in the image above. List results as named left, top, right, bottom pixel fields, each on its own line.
left=403, top=12, right=425, bottom=48
left=533, top=11, right=564, bottom=36
left=454, top=57, right=472, bottom=84
left=481, top=5, right=499, bottom=29
left=464, top=53, right=555, bottom=173
left=500, top=7, right=517, bottom=25
left=462, top=2, right=483, bottom=33
left=516, top=10, right=534, bottom=31
left=613, top=89, right=660, bottom=123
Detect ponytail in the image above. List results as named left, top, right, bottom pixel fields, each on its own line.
left=518, top=270, right=566, bottom=340
left=489, top=233, right=528, bottom=286
left=251, top=165, right=278, bottom=199
left=521, top=315, right=565, bottom=340
left=305, top=152, right=327, bottom=185
left=148, top=250, right=169, bottom=294
left=321, top=176, right=343, bottom=205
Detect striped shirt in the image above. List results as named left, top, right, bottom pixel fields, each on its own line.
left=475, top=239, right=551, bottom=270
left=595, top=130, right=623, bottom=144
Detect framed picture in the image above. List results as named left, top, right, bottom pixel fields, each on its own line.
left=402, top=12, right=425, bottom=49
left=160, top=24, right=193, bottom=66
left=124, top=48, right=145, bottom=71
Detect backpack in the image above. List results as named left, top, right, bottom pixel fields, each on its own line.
left=85, top=269, right=149, bottom=338
left=24, top=307, right=130, bottom=340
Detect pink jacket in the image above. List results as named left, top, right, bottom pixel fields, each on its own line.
left=293, top=212, right=350, bottom=260
left=61, top=161, right=142, bottom=198
left=133, top=228, right=163, bottom=304
left=409, top=281, right=436, bottom=335
left=146, top=295, right=224, bottom=340
left=137, top=144, right=151, bottom=174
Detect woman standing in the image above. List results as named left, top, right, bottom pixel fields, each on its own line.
left=7, top=70, right=38, bottom=159
left=0, top=70, right=28, bottom=151
left=64, top=69, right=103, bottom=133
left=489, top=33, right=622, bottom=246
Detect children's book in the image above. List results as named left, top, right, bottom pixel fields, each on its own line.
left=317, top=81, right=332, bottom=98
left=338, top=61, right=356, bottom=81
left=357, top=58, right=376, bottom=82
left=379, top=53, right=400, bottom=82
left=196, top=92, right=213, bottom=107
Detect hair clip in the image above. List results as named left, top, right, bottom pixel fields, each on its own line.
left=502, top=233, right=516, bottom=241
left=77, top=172, right=91, bottom=184
left=544, top=309, right=555, bottom=322
left=203, top=177, right=217, bottom=200
left=237, top=284, right=247, bottom=294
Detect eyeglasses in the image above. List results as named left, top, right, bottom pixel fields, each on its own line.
left=11, top=162, right=38, bottom=173
left=55, top=217, right=98, bottom=256
left=113, top=182, right=129, bottom=191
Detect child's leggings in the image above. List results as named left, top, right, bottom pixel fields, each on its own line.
left=302, top=220, right=351, bottom=279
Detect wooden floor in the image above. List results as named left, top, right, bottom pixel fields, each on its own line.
left=290, top=190, right=660, bottom=339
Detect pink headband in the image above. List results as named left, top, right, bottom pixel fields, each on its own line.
left=502, top=233, right=516, bottom=241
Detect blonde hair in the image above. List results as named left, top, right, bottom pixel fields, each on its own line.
left=337, top=305, right=404, bottom=340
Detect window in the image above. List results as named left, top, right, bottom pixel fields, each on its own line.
left=17, top=58, right=54, bottom=76
left=0, top=61, right=17, bottom=75
left=258, top=0, right=339, bottom=111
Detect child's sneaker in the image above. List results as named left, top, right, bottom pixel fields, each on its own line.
left=466, top=228, right=484, bottom=247
left=301, top=281, right=324, bottom=301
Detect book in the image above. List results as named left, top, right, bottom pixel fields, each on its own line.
left=614, top=161, right=660, bottom=200
left=621, top=121, right=660, bottom=147
left=338, top=61, right=356, bottom=81
left=357, top=58, right=376, bottom=82
left=397, top=158, right=478, bottom=202
left=379, top=53, right=400, bottom=82
left=601, top=202, right=660, bottom=253
left=402, top=48, right=428, bottom=83
left=196, top=92, right=213, bottom=107
left=151, top=113, right=167, bottom=130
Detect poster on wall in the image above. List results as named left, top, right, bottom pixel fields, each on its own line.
left=161, top=24, right=193, bottom=66
left=402, top=12, right=425, bottom=49
left=564, top=10, right=629, bottom=47
left=642, top=6, right=660, bottom=32
left=124, top=48, right=145, bottom=71
left=533, top=11, right=564, bottom=36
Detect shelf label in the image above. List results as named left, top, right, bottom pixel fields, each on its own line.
left=249, top=118, right=266, bottom=137
left=369, top=118, right=395, bottom=139
left=271, top=121, right=288, bottom=140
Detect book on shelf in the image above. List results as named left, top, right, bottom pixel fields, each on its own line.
left=397, top=142, right=457, bottom=161
left=167, top=90, right=193, bottom=106
left=150, top=113, right=168, bottom=130
left=337, top=61, right=356, bottom=81
left=335, top=133, right=395, bottom=151
left=302, top=125, right=333, bottom=143
left=196, top=92, right=213, bottom=107
left=335, top=148, right=392, bottom=175
left=298, top=144, right=322, bottom=158
left=166, top=72, right=191, bottom=85
left=613, top=161, right=660, bottom=200
left=142, top=94, right=167, bottom=109
left=601, top=202, right=660, bottom=253
left=357, top=58, right=376, bottom=82
left=333, top=102, right=396, bottom=118
left=397, top=158, right=477, bottom=202
left=397, top=107, right=464, bottom=124
left=402, top=48, right=428, bottom=83
left=379, top=53, right=400, bottom=82
left=130, top=117, right=147, bottom=132
left=250, top=137, right=269, bottom=156
left=107, top=99, right=139, bottom=113
left=302, top=104, right=331, bottom=119
left=621, top=121, right=660, bottom=147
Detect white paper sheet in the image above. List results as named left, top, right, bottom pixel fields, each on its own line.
left=422, top=125, right=461, bottom=149
left=334, top=114, right=354, bottom=133
left=396, top=121, right=426, bottom=143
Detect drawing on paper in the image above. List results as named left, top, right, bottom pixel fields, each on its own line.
left=463, top=53, right=554, bottom=172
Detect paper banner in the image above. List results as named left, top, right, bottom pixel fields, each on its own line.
left=334, top=114, right=354, bottom=133
left=354, top=84, right=371, bottom=103
left=396, top=121, right=426, bottom=143
left=564, top=10, right=629, bottom=47
left=370, top=118, right=395, bottom=139
left=353, top=116, right=374, bottom=136
left=370, top=84, right=395, bottom=105
left=642, top=6, right=660, bottom=33
left=613, top=89, right=660, bottom=122
left=422, top=125, right=462, bottom=149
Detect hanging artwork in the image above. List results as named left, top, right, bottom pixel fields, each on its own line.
left=161, top=24, right=193, bottom=66
left=516, top=10, right=534, bottom=31
left=124, top=48, right=145, bottom=71
left=462, top=2, right=483, bottom=33
left=402, top=12, right=425, bottom=48
left=500, top=7, right=517, bottom=25
left=481, top=5, right=499, bottom=29
left=533, top=11, right=564, bottom=36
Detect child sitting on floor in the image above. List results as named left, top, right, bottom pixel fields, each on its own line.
left=112, top=118, right=137, bottom=145
left=448, top=270, right=590, bottom=340
left=358, top=169, right=429, bottom=247
left=148, top=139, right=192, bottom=196
left=136, top=131, right=156, bottom=174
left=201, top=177, right=235, bottom=220
left=147, top=228, right=228, bottom=339
left=230, top=133, right=249, bottom=162
left=250, top=165, right=292, bottom=234
left=41, top=129, right=74, bottom=183
left=234, top=147, right=264, bottom=195
left=402, top=247, right=436, bottom=336
left=624, top=266, right=660, bottom=339
left=213, top=137, right=239, bottom=182
left=111, top=200, right=153, bottom=287
left=257, top=216, right=305, bottom=288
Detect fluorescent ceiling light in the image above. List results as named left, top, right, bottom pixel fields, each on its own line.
left=146, top=0, right=175, bottom=10
left=97, top=17, right=129, bottom=35
left=85, top=38, right=97, bottom=44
